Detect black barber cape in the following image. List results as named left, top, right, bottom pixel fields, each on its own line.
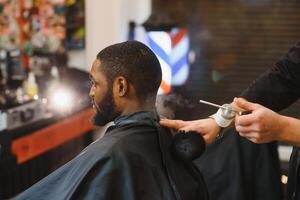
left=15, top=111, right=209, bottom=200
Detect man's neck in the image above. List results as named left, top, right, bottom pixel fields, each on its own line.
left=121, top=104, right=156, bottom=116
left=120, top=96, right=157, bottom=116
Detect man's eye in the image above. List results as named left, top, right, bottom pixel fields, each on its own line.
left=89, top=80, right=94, bottom=86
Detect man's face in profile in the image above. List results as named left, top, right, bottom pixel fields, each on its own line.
left=89, top=59, right=116, bottom=126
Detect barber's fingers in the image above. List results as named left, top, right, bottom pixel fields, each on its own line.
left=235, top=124, right=256, bottom=133
left=235, top=114, right=256, bottom=126
left=160, top=119, right=188, bottom=130
left=237, top=128, right=267, bottom=143
left=238, top=131, right=259, bottom=139
left=234, top=97, right=260, bottom=112
left=245, top=136, right=263, bottom=144
left=245, top=136, right=260, bottom=143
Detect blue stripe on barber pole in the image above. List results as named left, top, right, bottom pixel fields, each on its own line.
left=172, top=54, right=188, bottom=76
left=148, top=36, right=170, bottom=65
left=170, top=28, right=190, bottom=86
left=147, top=32, right=172, bottom=94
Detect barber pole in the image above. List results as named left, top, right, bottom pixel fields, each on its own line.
left=146, top=31, right=172, bottom=94
left=169, top=28, right=190, bottom=86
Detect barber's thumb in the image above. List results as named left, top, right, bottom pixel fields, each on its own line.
left=234, top=97, right=258, bottom=111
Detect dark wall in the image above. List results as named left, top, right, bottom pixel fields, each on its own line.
left=153, top=0, right=300, bottom=119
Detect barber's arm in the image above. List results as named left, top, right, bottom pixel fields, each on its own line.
left=234, top=97, right=300, bottom=147
left=160, top=41, right=300, bottom=145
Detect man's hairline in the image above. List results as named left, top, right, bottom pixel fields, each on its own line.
left=94, top=56, right=159, bottom=101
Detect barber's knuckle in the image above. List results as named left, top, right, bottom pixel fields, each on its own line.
left=255, top=125, right=262, bottom=132
left=255, top=115, right=260, bottom=122
left=257, top=113, right=264, bottom=121
left=252, top=114, right=258, bottom=121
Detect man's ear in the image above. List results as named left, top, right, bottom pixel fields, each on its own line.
left=114, top=76, right=128, bottom=97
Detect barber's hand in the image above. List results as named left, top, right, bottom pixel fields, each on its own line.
left=234, top=97, right=283, bottom=143
left=160, top=118, right=221, bottom=145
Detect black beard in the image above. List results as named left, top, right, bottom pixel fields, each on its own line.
left=92, top=89, right=116, bottom=126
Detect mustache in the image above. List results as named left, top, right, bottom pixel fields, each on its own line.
left=91, top=98, right=98, bottom=107
left=91, top=99, right=101, bottom=112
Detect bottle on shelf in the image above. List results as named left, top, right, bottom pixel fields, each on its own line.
left=25, top=72, right=39, bottom=100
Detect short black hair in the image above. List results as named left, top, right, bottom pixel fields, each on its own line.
left=96, top=40, right=162, bottom=101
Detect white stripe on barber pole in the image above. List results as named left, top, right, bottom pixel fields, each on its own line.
left=146, top=31, right=172, bottom=94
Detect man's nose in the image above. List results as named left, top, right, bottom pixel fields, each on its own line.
left=89, top=88, right=95, bottom=98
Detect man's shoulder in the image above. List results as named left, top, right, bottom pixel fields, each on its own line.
left=100, top=125, right=160, bottom=159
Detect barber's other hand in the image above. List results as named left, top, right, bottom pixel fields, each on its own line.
left=159, top=118, right=221, bottom=145
left=234, top=97, right=283, bottom=143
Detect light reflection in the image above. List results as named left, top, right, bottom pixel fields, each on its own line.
left=50, top=88, right=74, bottom=111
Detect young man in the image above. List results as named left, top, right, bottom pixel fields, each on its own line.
left=16, top=41, right=209, bottom=200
